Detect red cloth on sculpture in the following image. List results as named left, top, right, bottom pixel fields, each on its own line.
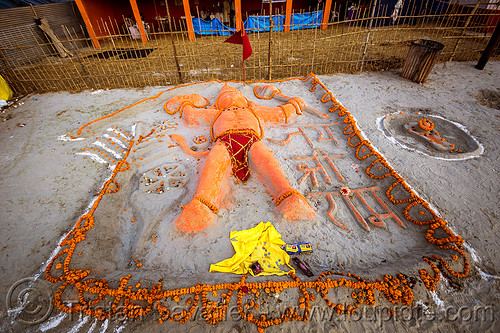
left=217, top=130, right=259, bottom=181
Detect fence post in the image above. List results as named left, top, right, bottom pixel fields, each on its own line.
left=311, top=11, right=318, bottom=73
left=322, top=0, right=333, bottom=29
left=170, top=33, right=184, bottom=84
left=129, top=0, right=148, bottom=43
left=74, top=0, right=100, bottom=48
left=284, top=0, right=292, bottom=32
left=360, top=0, right=378, bottom=72
left=235, top=0, right=242, bottom=31
left=182, top=0, right=195, bottom=40
left=164, top=0, right=172, bottom=31
left=268, top=0, right=273, bottom=80
left=62, top=25, right=96, bottom=90
left=476, top=20, right=500, bottom=70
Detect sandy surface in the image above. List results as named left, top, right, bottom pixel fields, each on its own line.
left=0, top=61, right=499, bottom=332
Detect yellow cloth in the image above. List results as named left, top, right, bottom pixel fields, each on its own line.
left=209, top=222, right=294, bottom=276
left=0, top=75, right=13, bottom=101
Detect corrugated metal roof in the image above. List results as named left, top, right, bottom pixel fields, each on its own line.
left=0, top=0, right=73, bottom=10
left=0, top=1, right=86, bottom=68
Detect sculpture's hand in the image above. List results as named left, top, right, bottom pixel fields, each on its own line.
left=164, top=94, right=210, bottom=117
left=285, top=97, right=305, bottom=115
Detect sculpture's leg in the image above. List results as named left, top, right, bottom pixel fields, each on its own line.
left=175, top=141, right=232, bottom=233
left=248, top=141, right=316, bottom=221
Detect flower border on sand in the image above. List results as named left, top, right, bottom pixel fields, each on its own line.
left=45, top=74, right=470, bottom=332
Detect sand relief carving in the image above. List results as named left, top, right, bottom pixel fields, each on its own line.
left=263, top=114, right=402, bottom=232
left=241, top=84, right=399, bottom=234
left=166, top=84, right=318, bottom=233
left=74, top=84, right=399, bottom=236
left=294, top=149, right=345, bottom=186
left=77, top=125, right=133, bottom=164
left=308, top=187, right=404, bottom=231
left=381, top=111, right=482, bottom=159
left=71, top=82, right=407, bottom=249
left=266, top=122, right=340, bottom=147
left=404, top=118, right=458, bottom=152
left=43, top=76, right=473, bottom=332
left=72, top=114, right=201, bottom=261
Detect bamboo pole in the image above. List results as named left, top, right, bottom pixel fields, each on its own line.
left=103, top=20, right=120, bottom=88
left=258, top=12, right=262, bottom=79
left=268, top=0, right=273, bottom=80
left=449, top=0, right=481, bottom=62
left=289, top=8, right=295, bottom=77
left=360, top=0, right=378, bottom=72
left=149, top=23, right=170, bottom=85
left=63, top=25, right=95, bottom=90
left=311, top=7, right=319, bottom=73
left=324, top=3, right=336, bottom=73
left=178, top=19, right=189, bottom=82
left=16, top=26, right=47, bottom=91
left=94, top=20, right=112, bottom=88
left=111, top=19, right=130, bottom=88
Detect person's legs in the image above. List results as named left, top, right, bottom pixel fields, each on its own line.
left=175, top=141, right=232, bottom=232
left=248, top=141, right=315, bottom=221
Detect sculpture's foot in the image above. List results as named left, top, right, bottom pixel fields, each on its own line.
left=278, top=193, right=316, bottom=221
left=175, top=200, right=216, bottom=233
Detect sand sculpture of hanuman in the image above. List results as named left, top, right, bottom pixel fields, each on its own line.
left=166, top=84, right=316, bottom=233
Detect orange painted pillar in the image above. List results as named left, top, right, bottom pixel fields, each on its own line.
left=182, top=0, right=195, bottom=40
left=284, top=0, right=293, bottom=32
left=321, top=0, right=332, bottom=30
left=235, top=0, right=242, bottom=31
left=129, top=0, right=148, bottom=42
left=74, top=0, right=100, bottom=48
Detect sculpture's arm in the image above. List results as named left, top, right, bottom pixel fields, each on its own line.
left=251, top=97, right=305, bottom=124
left=164, top=93, right=218, bottom=127
left=182, top=106, right=219, bottom=127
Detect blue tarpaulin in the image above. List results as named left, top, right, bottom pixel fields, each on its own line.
left=192, top=18, right=235, bottom=36
left=289, top=11, right=323, bottom=30
left=244, top=14, right=285, bottom=32
left=193, top=10, right=324, bottom=36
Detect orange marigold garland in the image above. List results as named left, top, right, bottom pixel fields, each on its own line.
left=419, top=258, right=441, bottom=291
left=43, top=74, right=471, bottom=331
left=386, top=178, right=419, bottom=205
left=418, top=118, right=434, bottom=132
left=309, top=72, right=470, bottom=294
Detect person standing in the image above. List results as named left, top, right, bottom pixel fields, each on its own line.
left=223, top=0, right=230, bottom=24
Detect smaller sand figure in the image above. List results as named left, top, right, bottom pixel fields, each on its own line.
left=404, top=118, right=458, bottom=152
left=166, top=84, right=317, bottom=233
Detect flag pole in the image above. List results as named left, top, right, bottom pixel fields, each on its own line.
left=224, top=20, right=252, bottom=82
left=242, top=23, right=246, bottom=82
left=242, top=60, right=246, bottom=82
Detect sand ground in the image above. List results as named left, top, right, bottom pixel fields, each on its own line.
left=0, top=61, right=499, bottom=332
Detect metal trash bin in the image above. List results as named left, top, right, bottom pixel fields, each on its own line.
left=401, top=39, right=444, bottom=84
